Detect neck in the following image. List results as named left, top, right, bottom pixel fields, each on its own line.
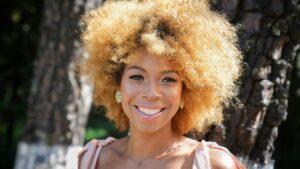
left=124, top=124, right=181, bottom=160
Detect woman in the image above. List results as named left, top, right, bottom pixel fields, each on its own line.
left=78, top=0, right=245, bottom=168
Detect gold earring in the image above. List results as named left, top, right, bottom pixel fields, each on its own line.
left=115, top=90, right=121, bottom=103
left=179, top=99, right=184, bottom=109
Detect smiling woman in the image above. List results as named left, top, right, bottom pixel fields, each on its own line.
left=78, top=0, right=245, bottom=169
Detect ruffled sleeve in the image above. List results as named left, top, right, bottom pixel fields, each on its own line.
left=77, top=137, right=116, bottom=169
left=193, top=140, right=245, bottom=169
left=193, top=140, right=211, bottom=169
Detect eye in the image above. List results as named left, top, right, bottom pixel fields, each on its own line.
left=161, top=77, right=177, bottom=83
left=129, top=75, right=144, bottom=81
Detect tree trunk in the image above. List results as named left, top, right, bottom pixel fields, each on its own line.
left=190, top=1, right=300, bottom=169
left=14, top=0, right=102, bottom=169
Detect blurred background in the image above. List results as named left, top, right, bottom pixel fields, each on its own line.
left=0, top=0, right=299, bottom=169
left=0, top=1, right=126, bottom=168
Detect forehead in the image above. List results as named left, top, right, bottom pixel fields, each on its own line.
left=126, top=50, right=176, bottom=70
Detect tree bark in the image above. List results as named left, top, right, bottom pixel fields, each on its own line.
left=14, top=0, right=102, bottom=169
left=189, top=1, right=300, bottom=169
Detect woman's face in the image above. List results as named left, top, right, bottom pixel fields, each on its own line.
left=120, top=51, right=183, bottom=133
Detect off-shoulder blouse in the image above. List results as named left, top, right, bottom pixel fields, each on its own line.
left=78, top=137, right=245, bottom=169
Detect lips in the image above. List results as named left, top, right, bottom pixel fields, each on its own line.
left=135, top=106, right=165, bottom=116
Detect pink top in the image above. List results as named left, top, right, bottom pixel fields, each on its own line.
left=78, top=137, right=245, bottom=169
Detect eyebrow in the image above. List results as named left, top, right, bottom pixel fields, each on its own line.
left=161, top=70, right=178, bottom=74
left=127, top=65, right=146, bottom=72
left=127, top=65, right=178, bottom=74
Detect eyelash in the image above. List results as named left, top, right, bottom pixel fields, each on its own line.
left=129, top=75, right=144, bottom=81
left=162, top=77, right=177, bottom=83
left=129, top=75, right=177, bottom=83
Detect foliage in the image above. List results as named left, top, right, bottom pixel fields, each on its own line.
left=0, top=0, right=42, bottom=168
left=84, top=106, right=127, bottom=142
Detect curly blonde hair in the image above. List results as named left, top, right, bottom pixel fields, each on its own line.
left=80, top=0, right=242, bottom=134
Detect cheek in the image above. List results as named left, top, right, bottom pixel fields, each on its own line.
left=120, top=77, right=138, bottom=106
left=166, top=85, right=182, bottom=105
left=120, top=78, right=132, bottom=117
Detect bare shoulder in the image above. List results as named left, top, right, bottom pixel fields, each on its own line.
left=209, top=148, right=237, bottom=169
left=179, top=136, right=201, bottom=155
left=181, top=136, right=200, bottom=148
left=97, top=137, right=128, bottom=168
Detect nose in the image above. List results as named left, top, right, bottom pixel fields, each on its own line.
left=143, top=80, right=162, bottom=100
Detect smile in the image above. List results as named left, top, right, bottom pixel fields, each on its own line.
left=135, top=106, right=165, bottom=116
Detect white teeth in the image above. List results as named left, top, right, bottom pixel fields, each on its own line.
left=138, top=107, right=162, bottom=115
